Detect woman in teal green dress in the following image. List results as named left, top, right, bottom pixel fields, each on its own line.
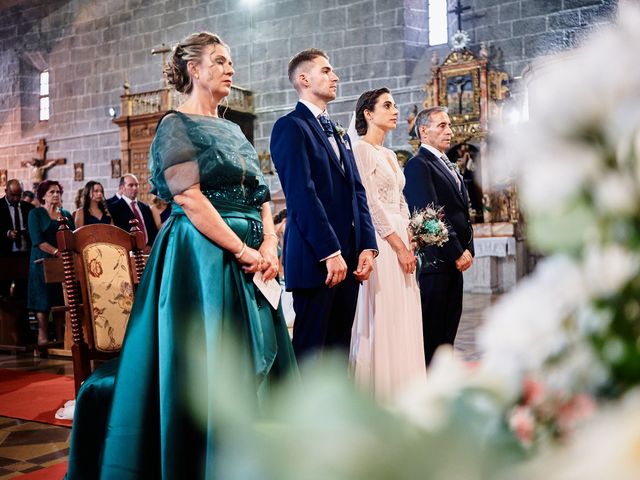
left=27, top=180, right=75, bottom=345
left=66, top=32, right=296, bottom=479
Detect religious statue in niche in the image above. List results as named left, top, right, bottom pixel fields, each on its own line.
left=406, top=104, right=418, bottom=140
left=21, top=138, right=66, bottom=190
left=111, top=159, right=122, bottom=179
left=485, top=183, right=520, bottom=225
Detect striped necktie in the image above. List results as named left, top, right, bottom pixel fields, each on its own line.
left=441, top=154, right=461, bottom=191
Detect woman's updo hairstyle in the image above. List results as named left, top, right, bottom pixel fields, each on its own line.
left=164, top=32, right=227, bottom=94
left=354, top=87, right=390, bottom=136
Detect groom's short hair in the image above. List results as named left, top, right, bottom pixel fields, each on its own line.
left=288, top=48, right=329, bottom=90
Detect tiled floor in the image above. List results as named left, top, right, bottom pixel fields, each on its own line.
left=455, top=293, right=499, bottom=362
left=0, top=356, right=74, bottom=479
left=0, top=418, right=69, bottom=478
left=0, top=293, right=496, bottom=478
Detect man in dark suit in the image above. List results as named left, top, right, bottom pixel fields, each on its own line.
left=108, top=174, right=158, bottom=247
left=271, top=48, right=378, bottom=362
left=403, top=106, right=474, bottom=367
left=0, top=179, right=34, bottom=342
left=0, top=179, right=34, bottom=256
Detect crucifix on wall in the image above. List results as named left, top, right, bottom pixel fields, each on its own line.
left=151, top=43, right=171, bottom=86
left=448, top=0, right=471, bottom=32
left=21, top=138, right=66, bottom=190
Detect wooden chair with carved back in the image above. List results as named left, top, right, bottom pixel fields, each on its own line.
left=56, top=219, right=146, bottom=396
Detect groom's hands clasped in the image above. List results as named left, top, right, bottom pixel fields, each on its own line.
left=324, top=251, right=375, bottom=287
left=325, top=254, right=348, bottom=288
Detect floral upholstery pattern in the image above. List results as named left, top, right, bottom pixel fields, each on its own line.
left=82, top=243, right=134, bottom=352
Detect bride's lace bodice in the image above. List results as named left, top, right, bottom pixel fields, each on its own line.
left=353, top=141, right=410, bottom=238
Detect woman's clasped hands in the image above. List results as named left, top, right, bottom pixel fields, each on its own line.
left=236, top=237, right=279, bottom=281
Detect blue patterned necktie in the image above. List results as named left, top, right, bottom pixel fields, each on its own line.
left=318, top=114, right=334, bottom=137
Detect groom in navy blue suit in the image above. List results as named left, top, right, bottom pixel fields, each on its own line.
left=271, top=48, right=378, bottom=362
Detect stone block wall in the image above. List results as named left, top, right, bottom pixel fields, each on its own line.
left=0, top=0, right=617, bottom=204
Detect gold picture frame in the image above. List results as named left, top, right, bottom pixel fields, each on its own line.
left=438, top=66, right=482, bottom=124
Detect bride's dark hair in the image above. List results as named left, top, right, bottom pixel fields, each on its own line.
left=355, top=87, right=391, bottom=136
left=164, top=32, right=227, bottom=94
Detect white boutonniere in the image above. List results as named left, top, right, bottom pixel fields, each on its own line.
left=335, top=123, right=350, bottom=149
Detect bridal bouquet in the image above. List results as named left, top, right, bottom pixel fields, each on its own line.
left=408, top=204, right=449, bottom=249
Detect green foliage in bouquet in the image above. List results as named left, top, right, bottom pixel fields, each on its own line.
left=408, top=204, right=449, bottom=249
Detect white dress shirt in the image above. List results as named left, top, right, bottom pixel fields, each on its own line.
left=299, top=99, right=341, bottom=159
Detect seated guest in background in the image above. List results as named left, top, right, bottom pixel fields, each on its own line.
left=0, top=179, right=34, bottom=256
left=21, top=190, right=35, bottom=205
left=74, top=181, right=112, bottom=227
left=108, top=174, right=158, bottom=247
left=27, top=180, right=75, bottom=346
left=273, top=208, right=287, bottom=238
left=150, top=195, right=172, bottom=230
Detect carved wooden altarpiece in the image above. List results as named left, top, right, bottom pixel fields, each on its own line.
left=421, top=46, right=513, bottom=232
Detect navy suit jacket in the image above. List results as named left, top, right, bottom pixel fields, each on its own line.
left=108, top=197, right=158, bottom=246
left=403, top=146, right=474, bottom=273
left=270, top=102, right=377, bottom=289
left=0, top=198, right=34, bottom=255
left=106, top=194, right=120, bottom=207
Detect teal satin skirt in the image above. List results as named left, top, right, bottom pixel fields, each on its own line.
left=66, top=201, right=297, bottom=479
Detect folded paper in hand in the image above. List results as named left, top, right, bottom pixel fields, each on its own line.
left=253, top=271, right=282, bottom=310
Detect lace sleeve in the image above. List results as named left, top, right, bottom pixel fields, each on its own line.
left=150, top=113, right=199, bottom=199
left=396, top=154, right=411, bottom=220
left=353, top=143, right=395, bottom=238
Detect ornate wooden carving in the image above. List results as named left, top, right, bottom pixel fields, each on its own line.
left=420, top=46, right=515, bottom=227
left=128, top=219, right=147, bottom=283
left=56, top=221, right=148, bottom=396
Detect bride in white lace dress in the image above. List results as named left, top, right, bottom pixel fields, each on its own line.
left=349, top=88, right=427, bottom=400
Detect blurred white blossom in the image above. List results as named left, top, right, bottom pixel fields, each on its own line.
left=519, top=391, right=640, bottom=480
left=582, top=246, right=640, bottom=298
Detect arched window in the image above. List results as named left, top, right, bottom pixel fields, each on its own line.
left=39, top=70, right=49, bottom=121
left=428, top=0, right=448, bottom=46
